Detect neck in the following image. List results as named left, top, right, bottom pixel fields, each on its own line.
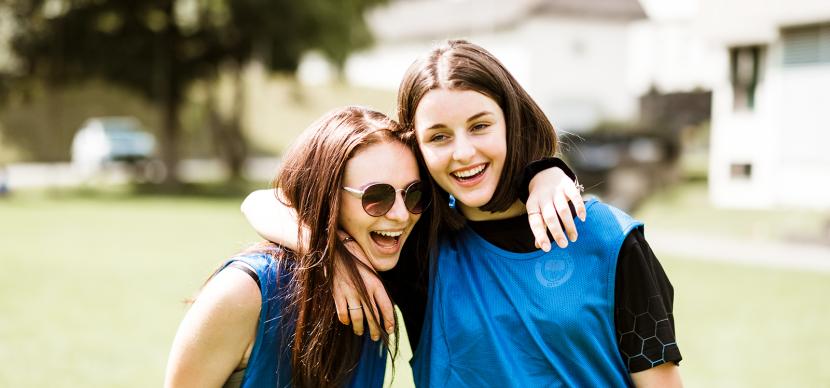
left=459, top=200, right=526, bottom=221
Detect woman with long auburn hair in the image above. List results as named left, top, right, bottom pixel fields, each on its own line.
left=244, top=40, right=683, bottom=387
left=164, top=106, right=432, bottom=387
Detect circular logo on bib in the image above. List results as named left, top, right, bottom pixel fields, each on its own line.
left=535, top=256, right=574, bottom=288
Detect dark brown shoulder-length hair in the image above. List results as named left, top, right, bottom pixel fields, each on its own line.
left=274, top=106, right=416, bottom=387
left=397, top=39, right=558, bottom=230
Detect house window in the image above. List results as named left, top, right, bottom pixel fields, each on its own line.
left=782, top=23, right=830, bottom=66
left=729, top=46, right=763, bottom=111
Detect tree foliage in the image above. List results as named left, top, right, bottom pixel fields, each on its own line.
left=4, top=0, right=386, bottom=183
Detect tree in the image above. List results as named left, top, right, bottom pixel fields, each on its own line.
left=5, top=0, right=385, bottom=184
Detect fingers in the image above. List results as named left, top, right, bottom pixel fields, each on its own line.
left=526, top=174, right=588, bottom=251
left=367, top=296, right=382, bottom=341
left=554, top=192, right=578, bottom=243
left=528, top=209, right=552, bottom=252
left=336, top=281, right=382, bottom=340
left=361, top=293, right=381, bottom=341
left=374, top=286, right=395, bottom=335
left=332, top=266, right=367, bottom=335
left=347, top=296, right=364, bottom=336
left=334, top=292, right=349, bottom=325
left=541, top=201, right=568, bottom=249
left=565, top=182, right=587, bottom=221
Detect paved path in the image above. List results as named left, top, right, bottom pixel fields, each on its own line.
left=647, top=229, right=830, bottom=273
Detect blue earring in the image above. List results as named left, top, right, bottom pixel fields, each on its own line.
left=448, top=194, right=456, bottom=209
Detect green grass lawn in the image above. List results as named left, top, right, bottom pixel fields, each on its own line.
left=1, top=187, right=828, bottom=387
left=0, top=188, right=258, bottom=387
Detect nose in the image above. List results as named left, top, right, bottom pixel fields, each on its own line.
left=384, top=191, right=410, bottom=222
left=452, top=132, right=475, bottom=163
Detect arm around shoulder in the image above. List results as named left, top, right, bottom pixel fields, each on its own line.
left=241, top=189, right=302, bottom=250
left=164, top=267, right=262, bottom=388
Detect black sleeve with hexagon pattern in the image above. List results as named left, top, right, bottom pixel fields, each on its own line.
left=614, top=227, right=683, bottom=373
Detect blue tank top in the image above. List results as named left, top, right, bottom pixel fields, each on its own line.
left=412, top=199, right=641, bottom=387
left=220, top=249, right=387, bottom=388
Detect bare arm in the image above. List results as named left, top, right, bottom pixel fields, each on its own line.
left=630, top=363, right=683, bottom=388
left=240, top=189, right=304, bottom=250
left=164, top=268, right=260, bottom=388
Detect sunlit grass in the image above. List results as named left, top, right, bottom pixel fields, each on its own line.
left=0, top=189, right=259, bottom=387
left=660, top=256, right=830, bottom=387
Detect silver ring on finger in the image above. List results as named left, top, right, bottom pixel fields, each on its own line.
left=348, top=305, right=363, bottom=311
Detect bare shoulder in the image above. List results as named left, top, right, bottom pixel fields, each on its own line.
left=164, top=265, right=262, bottom=387
left=197, top=265, right=262, bottom=317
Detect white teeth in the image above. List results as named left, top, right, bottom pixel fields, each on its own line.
left=453, top=164, right=486, bottom=178
left=374, top=230, right=403, bottom=237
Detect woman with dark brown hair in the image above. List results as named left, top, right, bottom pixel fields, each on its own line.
left=164, top=106, right=429, bottom=387
left=400, top=40, right=681, bottom=387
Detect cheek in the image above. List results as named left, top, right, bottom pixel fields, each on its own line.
left=494, top=139, right=508, bottom=162
left=418, top=145, right=447, bottom=174
left=339, top=198, right=369, bottom=234
left=488, top=129, right=508, bottom=164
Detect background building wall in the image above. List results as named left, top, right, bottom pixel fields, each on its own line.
left=704, top=0, right=830, bottom=209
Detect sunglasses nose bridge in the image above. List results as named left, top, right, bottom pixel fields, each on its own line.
left=395, top=188, right=407, bottom=201
left=380, top=189, right=411, bottom=221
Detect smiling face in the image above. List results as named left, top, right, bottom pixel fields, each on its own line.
left=338, top=140, right=422, bottom=272
left=414, top=88, right=518, bottom=220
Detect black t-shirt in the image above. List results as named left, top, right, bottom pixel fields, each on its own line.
left=381, top=214, right=682, bottom=374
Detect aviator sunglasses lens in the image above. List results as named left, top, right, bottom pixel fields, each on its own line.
left=404, top=182, right=427, bottom=214
left=361, top=184, right=396, bottom=216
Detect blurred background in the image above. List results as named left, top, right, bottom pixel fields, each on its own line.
left=0, top=0, right=828, bottom=386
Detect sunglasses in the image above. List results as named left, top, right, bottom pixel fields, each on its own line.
left=342, top=181, right=429, bottom=217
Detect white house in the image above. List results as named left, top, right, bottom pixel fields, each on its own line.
left=312, top=0, right=648, bottom=133
left=700, top=0, right=830, bottom=209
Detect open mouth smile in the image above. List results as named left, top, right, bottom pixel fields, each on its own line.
left=370, top=230, right=403, bottom=252
left=451, top=163, right=488, bottom=185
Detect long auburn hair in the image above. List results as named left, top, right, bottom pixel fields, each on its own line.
left=397, top=39, right=559, bottom=230
left=275, top=106, right=417, bottom=387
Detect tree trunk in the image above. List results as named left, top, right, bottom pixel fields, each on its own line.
left=157, top=1, right=181, bottom=188
left=207, top=64, right=248, bottom=180
left=159, top=95, right=181, bottom=187
left=225, top=65, right=248, bottom=179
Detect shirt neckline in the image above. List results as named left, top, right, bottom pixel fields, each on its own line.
left=461, top=225, right=550, bottom=261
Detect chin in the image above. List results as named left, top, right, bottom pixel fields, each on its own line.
left=457, top=186, right=497, bottom=208
left=371, top=258, right=398, bottom=272
left=457, top=193, right=490, bottom=209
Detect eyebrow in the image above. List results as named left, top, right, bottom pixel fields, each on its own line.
left=424, top=111, right=493, bottom=131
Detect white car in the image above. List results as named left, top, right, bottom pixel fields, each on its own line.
left=71, top=117, right=161, bottom=181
